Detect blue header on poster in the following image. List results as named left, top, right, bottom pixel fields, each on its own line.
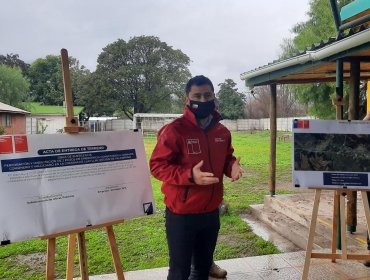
left=1, top=149, right=136, bottom=173
left=37, top=145, right=107, bottom=155
left=323, top=172, right=368, bottom=187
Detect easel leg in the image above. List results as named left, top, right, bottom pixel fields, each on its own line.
left=361, top=191, right=370, bottom=242
left=77, top=232, right=89, bottom=280
left=331, top=192, right=339, bottom=262
left=340, top=193, right=347, bottom=259
left=46, top=238, right=56, bottom=280
left=302, top=189, right=321, bottom=280
left=66, top=234, right=77, bottom=280
left=106, top=225, right=125, bottom=280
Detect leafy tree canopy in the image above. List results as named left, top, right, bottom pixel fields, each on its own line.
left=0, top=65, right=30, bottom=109
left=95, top=36, right=191, bottom=119
left=0, top=53, right=29, bottom=76
left=283, top=0, right=351, bottom=54
left=280, top=0, right=352, bottom=119
left=75, top=72, right=117, bottom=117
left=28, top=55, right=90, bottom=106
left=217, top=79, right=245, bottom=119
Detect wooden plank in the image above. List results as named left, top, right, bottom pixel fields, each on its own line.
left=60, top=48, right=85, bottom=133
left=302, top=189, right=321, bottom=280
left=41, top=219, right=124, bottom=239
left=77, top=232, right=89, bottom=280
left=46, top=238, right=56, bottom=280
left=61, top=48, right=78, bottom=128
left=340, top=194, right=348, bottom=259
left=106, top=226, right=125, bottom=280
left=331, top=192, right=339, bottom=262
left=361, top=191, right=370, bottom=237
left=311, top=253, right=370, bottom=260
left=66, top=234, right=77, bottom=280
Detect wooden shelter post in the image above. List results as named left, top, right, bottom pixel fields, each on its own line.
left=269, top=83, right=277, bottom=196
left=333, top=58, right=345, bottom=250
left=347, top=59, right=361, bottom=233
left=335, top=59, right=344, bottom=120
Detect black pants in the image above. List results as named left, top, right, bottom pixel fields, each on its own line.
left=165, top=207, right=220, bottom=280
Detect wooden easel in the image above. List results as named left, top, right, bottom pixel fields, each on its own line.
left=43, top=220, right=125, bottom=280
left=302, top=189, right=370, bottom=280
left=42, top=49, right=125, bottom=280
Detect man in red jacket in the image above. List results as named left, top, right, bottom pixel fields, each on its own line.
left=150, top=75, right=243, bottom=280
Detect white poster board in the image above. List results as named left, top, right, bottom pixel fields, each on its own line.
left=293, top=119, right=370, bottom=189
left=0, top=130, right=155, bottom=243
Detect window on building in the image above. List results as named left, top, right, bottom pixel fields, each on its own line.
left=1, top=114, right=12, bottom=127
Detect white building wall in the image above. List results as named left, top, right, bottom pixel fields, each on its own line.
left=26, top=116, right=314, bottom=134
left=109, top=119, right=133, bottom=131
left=26, top=115, right=65, bottom=134
left=26, top=117, right=37, bottom=134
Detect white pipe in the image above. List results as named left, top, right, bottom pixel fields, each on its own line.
left=240, top=53, right=312, bottom=80
left=241, top=28, right=370, bottom=81
left=310, top=28, right=370, bottom=60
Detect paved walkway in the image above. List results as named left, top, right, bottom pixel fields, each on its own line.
left=75, top=251, right=370, bottom=280
left=72, top=192, right=370, bottom=279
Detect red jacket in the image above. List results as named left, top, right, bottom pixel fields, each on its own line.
left=150, top=106, right=236, bottom=214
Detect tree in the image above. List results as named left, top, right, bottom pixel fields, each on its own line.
left=75, top=72, right=116, bottom=117
left=0, top=53, right=29, bottom=76
left=28, top=55, right=90, bottom=105
left=28, top=55, right=63, bottom=105
left=217, top=79, right=245, bottom=119
left=290, top=83, right=336, bottom=119
left=280, top=0, right=352, bottom=119
left=0, top=65, right=30, bottom=108
left=95, top=36, right=191, bottom=119
left=287, top=0, right=351, bottom=52
left=245, top=85, right=306, bottom=118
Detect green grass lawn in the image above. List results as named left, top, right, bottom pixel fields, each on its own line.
left=0, top=131, right=294, bottom=279
left=26, top=102, right=84, bottom=115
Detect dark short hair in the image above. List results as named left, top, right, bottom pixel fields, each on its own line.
left=185, top=75, right=214, bottom=95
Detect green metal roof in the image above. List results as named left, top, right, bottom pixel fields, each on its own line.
left=241, top=26, right=370, bottom=87
left=340, top=0, right=370, bottom=21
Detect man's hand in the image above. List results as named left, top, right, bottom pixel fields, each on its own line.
left=231, top=157, right=243, bottom=182
left=192, top=160, right=219, bottom=185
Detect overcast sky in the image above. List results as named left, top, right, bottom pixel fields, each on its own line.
left=1, top=0, right=309, bottom=92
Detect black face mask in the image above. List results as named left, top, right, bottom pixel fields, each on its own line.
left=188, top=100, right=215, bottom=119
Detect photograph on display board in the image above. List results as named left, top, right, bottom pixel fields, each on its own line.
left=292, top=120, right=370, bottom=189
left=294, top=133, right=370, bottom=172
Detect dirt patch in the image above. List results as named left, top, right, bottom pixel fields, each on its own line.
left=276, top=182, right=293, bottom=190
left=217, top=234, right=241, bottom=247
left=276, top=181, right=313, bottom=193
left=14, top=252, right=46, bottom=272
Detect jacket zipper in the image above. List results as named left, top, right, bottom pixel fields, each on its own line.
left=204, top=131, right=215, bottom=211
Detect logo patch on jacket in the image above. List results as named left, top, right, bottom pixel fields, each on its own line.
left=215, top=137, right=225, bottom=143
left=186, top=139, right=201, bottom=154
